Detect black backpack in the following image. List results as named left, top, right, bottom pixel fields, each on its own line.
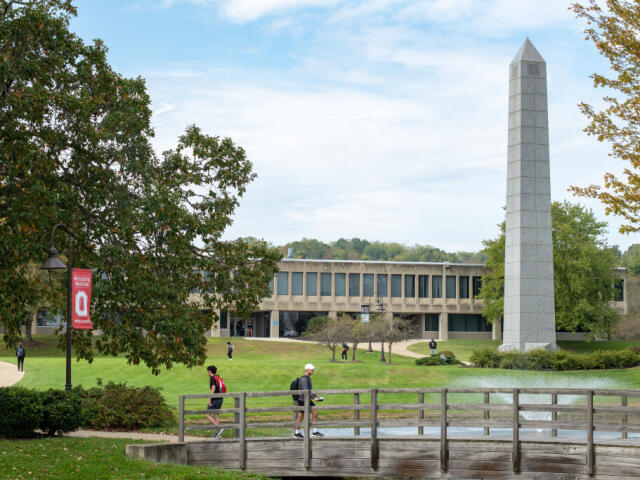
left=17, top=347, right=24, bottom=357
left=290, top=377, right=300, bottom=401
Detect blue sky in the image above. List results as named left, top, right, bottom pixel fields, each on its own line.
left=69, top=0, right=633, bottom=252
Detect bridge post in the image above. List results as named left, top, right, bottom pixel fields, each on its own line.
left=370, top=388, right=378, bottom=470
left=440, top=388, right=447, bottom=472
left=178, top=395, right=185, bottom=443
left=234, top=396, right=240, bottom=439
left=418, top=392, right=424, bottom=436
left=304, top=390, right=311, bottom=470
left=239, top=392, right=246, bottom=470
left=483, top=392, right=489, bottom=436
left=551, top=393, right=557, bottom=437
left=512, top=388, right=519, bottom=473
left=587, top=390, right=593, bottom=476
left=622, top=395, right=628, bottom=439
left=354, top=392, right=360, bottom=436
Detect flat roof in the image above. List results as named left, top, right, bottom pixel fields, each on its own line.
left=280, top=258, right=487, bottom=267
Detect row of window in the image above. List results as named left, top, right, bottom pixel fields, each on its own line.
left=272, top=272, right=483, bottom=299
left=423, top=313, right=493, bottom=332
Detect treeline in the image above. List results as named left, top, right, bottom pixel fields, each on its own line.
left=275, top=238, right=488, bottom=264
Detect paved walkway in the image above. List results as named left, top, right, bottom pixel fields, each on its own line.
left=0, top=360, right=23, bottom=387
left=65, top=429, right=203, bottom=442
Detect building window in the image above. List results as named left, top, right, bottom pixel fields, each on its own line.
left=425, top=313, right=439, bottom=331
left=446, top=276, right=456, bottom=299
left=306, top=272, right=317, bottom=296
left=405, top=275, right=415, bottom=298
left=335, top=273, right=346, bottom=296
left=459, top=276, right=469, bottom=299
left=220, top=310, right=228, bottom=329
left=432, top=275, right=442, bottom=298
left=321, top=273, right=332, bottom=296
left=349, top=273, right=360, bottom=297
left=418, top=275, right=429, bottom=298
left=391, top=274, right=402, bottom=297
left=363, top=274, right=374, bottom=297
left=36, top=308, right=63, bottom=326
left=614, top=278, right=624, bottom=301
left=277, top=272, right=288, bottom=295
left=377, top=274, right=388, bottom=297
left=448, top=314, right=492, bottom=332
left=292, top=272, right=303, bottom=295
left=472, top=276, right=482, bottom=298
left=279, top=311, right=328, bottom=338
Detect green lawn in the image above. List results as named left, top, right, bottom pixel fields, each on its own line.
left=407, top=339, right=501, bottom=361
left=3, top=336, right=640, bottom=411
left=0, top=437, right=270, bottom=480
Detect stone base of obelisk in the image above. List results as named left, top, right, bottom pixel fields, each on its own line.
left=498, top=342, right=555, bottom=353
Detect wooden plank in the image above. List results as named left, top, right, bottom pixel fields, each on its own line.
left=587, top=389, right=593, bottom=475
left=596, top=455, right=640, bottom=467
left=440, top=387, right=448, bottom=472
left=551, top=392, right=557, bottom=437
left=418, top=392, right=424, bottom=436
left=238, top=392, right=246, bottom=469
left=520, top=452, right=586, bottom=465
left=622, top=394, right=628, bottom=440
left=303, top=390, right=310, bottom=470
left=370, top=388, right=378, bottom=470
left=520, top=460, right=588, bottom=474
left=484, top=392, right=490, bottom=436
left=178, top=395, right=185, bottom=443
left=354, top=392, right=360, bottom=436
left=448, top=460, right=513, bottom=472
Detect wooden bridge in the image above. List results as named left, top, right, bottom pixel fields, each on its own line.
left=127, top=387, right=640, bottom=479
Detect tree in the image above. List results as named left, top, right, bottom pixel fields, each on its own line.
left=0, top=1, right=281, bottom=373
left=570, top=1, right=640, bottom=234
left=384, top=316, right=417, bottom=364
left=621, top=244, right=640, bottom=275
left=480, top=201, right=619, bottom=337
left=303, top=315, right=352, bottom=362
left=348, top=319, right=369, bottom=362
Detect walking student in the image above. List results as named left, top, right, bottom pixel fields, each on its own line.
left=227, top=341, right=234, bottom=360
left=16, top=342, right=25, bottom=372
left=341, top=342, right=349, bottom=360
left=206, top=365, right=226, bottom=438
left=294, top=363, right=324, bottom=438
left=429, top=338, right=437, bottom=355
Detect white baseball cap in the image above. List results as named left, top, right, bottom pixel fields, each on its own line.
left=304, top=363, right=316, bottom=370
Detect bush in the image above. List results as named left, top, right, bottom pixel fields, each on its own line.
left=469, top=347, right=500, bottom=368
left=439, top=351, right=456, bottom=362
left=0, top=387, right=43, bottom=438
left=415, top=356, right=444, bottom=366
left=630, top=346, right=640, bottom=354
left=39, top=389, right=83, bottom=436
left=525, top=349, right=553, bottom=371
left=80, top=382, right=175, bottom=431
left=498, top=351, right=527, bottom=370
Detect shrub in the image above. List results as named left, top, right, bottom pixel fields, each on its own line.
left=525, top=349, right=553, bottom=371
left=39, top=389, right=83, bottom=436
left=81, top=382, right=175, bottom=431
left=415, top=356, right=444, bottom=366
left=498, top=351, right=527, bottom=370
left=469, top=347, right=501, bottom=368
left=0, top=387, right=43, bottom=438
left=630, top=346, right=640, bottom=354
left=439, top=351, right=456, bottom=362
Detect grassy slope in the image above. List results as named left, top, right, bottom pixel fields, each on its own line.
left=2, top=336, right=640, bottom=409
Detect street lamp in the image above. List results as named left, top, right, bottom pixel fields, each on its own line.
left=375, top=297, right=386, bottom=361
left=40, top=223, right=73, bottom=391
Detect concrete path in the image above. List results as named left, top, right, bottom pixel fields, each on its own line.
left=0, top=360, right=23, bottom=387
left=65, top=429, right=203, bottom=443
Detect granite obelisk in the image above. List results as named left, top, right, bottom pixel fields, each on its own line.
left=501, top=39, right=556, bottom=352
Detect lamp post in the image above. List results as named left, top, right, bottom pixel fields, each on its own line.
left=376, top=297, right=386, bottom=362
left=40, top=223, right=73, bottom=391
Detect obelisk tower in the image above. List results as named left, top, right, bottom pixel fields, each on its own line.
left=501, top=39, right=556, bottom=352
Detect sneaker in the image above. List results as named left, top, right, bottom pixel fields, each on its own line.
left=214, top=428, right=224, bottom=439
left=311, top=431, right=324, bottom=437
left=293, top=432, right=304, bottom=439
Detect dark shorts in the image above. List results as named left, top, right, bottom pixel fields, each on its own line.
left=297, top=399, right=316, bottom=408
left=208, top=398, right=223, bottom=410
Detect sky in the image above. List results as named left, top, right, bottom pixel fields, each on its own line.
left=69, top=0, right=635, bottom=252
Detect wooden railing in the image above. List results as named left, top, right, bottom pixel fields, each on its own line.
left=178, top=388, right=640, bottom=474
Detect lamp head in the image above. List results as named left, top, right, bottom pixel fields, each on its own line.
left=40, top=246, right=67, bottom=270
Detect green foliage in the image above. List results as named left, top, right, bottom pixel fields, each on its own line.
left=439, top=351, right=456, bottom=362
left=479, top=201, right=619, bottom=336
left=621, top=244, right=640, bottom=275
left=306, top=315, right=329, bottom=335
left=79, top=382, right=174, bottom=431
left=470, top=346, right=640, bottom=371
left=39, top=389, right=83, bottom=436
left=0, top=387, right=43, bottom=438
left=280, top=237, right=486, bottom=263
left=415, top=356, right=444, bottom=366
left=414, top=351, right=460, bottom=366
left=0, top=1, right=281, bottom=371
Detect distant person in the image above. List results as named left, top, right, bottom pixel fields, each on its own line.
left=206, top=365, right=226, bottom=438
left=16, top=342, right=25, bottom=372
left=227, top=341, right=234, bottom=360
left=247, top=319, right=253, bottom=337
left=429, top=338, right=437, bottom=356
left=341, top=342, right=349, bottom=360
left=294, top=363, right=324, bottom=438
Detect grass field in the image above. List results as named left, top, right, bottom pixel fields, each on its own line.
left=0, top=437, right=270, bottom=480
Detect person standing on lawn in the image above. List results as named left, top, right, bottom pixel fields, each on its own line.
left=294, top=363, right=324, bottom=438
left=341, top=342, right=349, bottom=360
left=227, top=341, right=234, bottom=360
left=429, top=338, right=437, bottom=355
left=16, top=342, right=25, bottom=371
left=206, top=365, right=225, bottom=438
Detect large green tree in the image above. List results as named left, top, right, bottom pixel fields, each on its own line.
left=0, top=0, right=281, bottom=373
left=571, top=1, right=640, bottom=234
left=479, top=201, right=619, bottom=337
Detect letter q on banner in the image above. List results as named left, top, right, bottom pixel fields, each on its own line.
left=71, top=268, right=93, bottom=330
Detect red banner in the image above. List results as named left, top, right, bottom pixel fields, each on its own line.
left=71, top=268, right=93, bottom=330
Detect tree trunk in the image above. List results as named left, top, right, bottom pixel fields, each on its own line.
left=331, top=345, right=336, bottom=362
left=351, top=342, right=358, bottom=361
left=387, top=343, right=392, bottom=364
left=379, top=341, right=385, bottom=362
left=24, top=316, right=33, bottom=342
